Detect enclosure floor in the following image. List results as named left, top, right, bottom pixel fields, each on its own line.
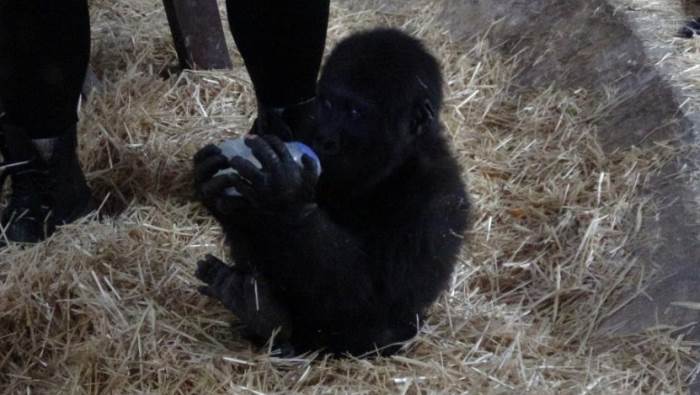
left=0, top=1, right=695, bottom=393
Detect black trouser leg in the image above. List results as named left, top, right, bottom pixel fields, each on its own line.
left=225, top=0, right=330, bottom=108
left=0, top=0, right=90, bottom=139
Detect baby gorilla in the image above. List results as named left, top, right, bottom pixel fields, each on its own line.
left=193, top=28, right=470, bottom=356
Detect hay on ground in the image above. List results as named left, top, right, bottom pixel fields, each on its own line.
left=0, top=0, right=696, bottom=393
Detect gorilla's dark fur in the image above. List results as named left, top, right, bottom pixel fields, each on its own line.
left=194, top=28, right=470, bottom=356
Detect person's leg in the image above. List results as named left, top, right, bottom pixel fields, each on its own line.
left=225, top=0, right=330, bottom=140
left=0, top=0, right=93, bottom=244
left=0, top=0, right=90, bottom=138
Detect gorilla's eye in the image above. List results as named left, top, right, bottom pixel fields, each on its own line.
left=349, top=106, right=361, bottom=119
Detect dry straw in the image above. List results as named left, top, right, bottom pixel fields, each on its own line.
left=0, top=0, right=696, bottom=393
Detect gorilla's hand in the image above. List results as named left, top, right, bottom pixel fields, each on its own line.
left=230, top=135, right=319, bottom=211
left=194, top=144, right=250, bottom=219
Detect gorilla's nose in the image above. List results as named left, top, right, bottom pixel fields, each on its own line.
left=313, top=134, right=340, bottom=156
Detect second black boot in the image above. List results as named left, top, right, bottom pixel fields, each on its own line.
left=249, top=97, right=318, bottom=143
left=0, top=123, right=94, bottom=244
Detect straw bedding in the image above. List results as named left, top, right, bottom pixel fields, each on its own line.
left=0, top=0, right=696, bottom=393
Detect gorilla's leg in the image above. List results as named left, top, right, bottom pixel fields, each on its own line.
left=0, top=0, right=93, bottom=244
left=224, top=0, right=330, bottom=140
left=196, top=254, right=293, bottom=349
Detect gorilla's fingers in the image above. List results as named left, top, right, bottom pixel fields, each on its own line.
left=205, top=253, right=227, bottom=265
left=246, top=137, right=281, bottom=170
left=196, top=256, right=219, bottom=284
left=194, top=144, right=222, bottom=165
left=301, top=154, right=320, bottom=184
left=262, top=135, right=294, bottom=164
left=201, top=174, right=238, bottom=199
left=216, top=195, right=249, bottom=215
left=230, top=156, right=265, bottom=186
left=197, top=254, right=231, bottom=280
left=195, top=155, right=230, bottom=186
left=228, top=178, right=258, bottom=203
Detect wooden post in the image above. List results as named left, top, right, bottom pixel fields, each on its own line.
left=163, top=0, right=232, bottom=70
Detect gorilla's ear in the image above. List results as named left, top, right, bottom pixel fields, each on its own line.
left=410, top=99, right=436, bottom=136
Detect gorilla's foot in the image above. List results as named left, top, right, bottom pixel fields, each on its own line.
left=195, top=254, right=293, bottom=347
left=195, top=254, right=235, bottom=296
left=0, top=123, right=94, bottom=245
left=678, top=17, right=700, bottom=38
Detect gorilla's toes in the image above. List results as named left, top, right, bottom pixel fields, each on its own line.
left=195, top=254, right=229, bottom=284
left=271, top=341, right=297, bottom=358
left=679, top=26, right=695, bottom=38
left=678, top=18, right=700, bottom=38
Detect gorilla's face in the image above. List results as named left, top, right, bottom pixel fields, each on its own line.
left=312, top=80, right=413, bottom=197
left=310, top=28, right=443, bottom=199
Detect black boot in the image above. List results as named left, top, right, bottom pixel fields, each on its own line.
left=250, top=97, right=317, bottom=143
left=0, top=123, right=94, bottom=244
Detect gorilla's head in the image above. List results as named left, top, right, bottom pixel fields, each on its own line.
left=312, top=28, right=444, bottom=197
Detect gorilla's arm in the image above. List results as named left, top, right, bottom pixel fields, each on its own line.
left=195, top=135, right=469, bottom=332
left=194, top=136, right=376, bottom=315
left=252, top=206, right=376, bottom=318
left=379, top=191, right=470, bottom=311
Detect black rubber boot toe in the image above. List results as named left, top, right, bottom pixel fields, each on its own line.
left=250, top=97, right=318, bottom=143
left=0, top=123, right=94, bottom=245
